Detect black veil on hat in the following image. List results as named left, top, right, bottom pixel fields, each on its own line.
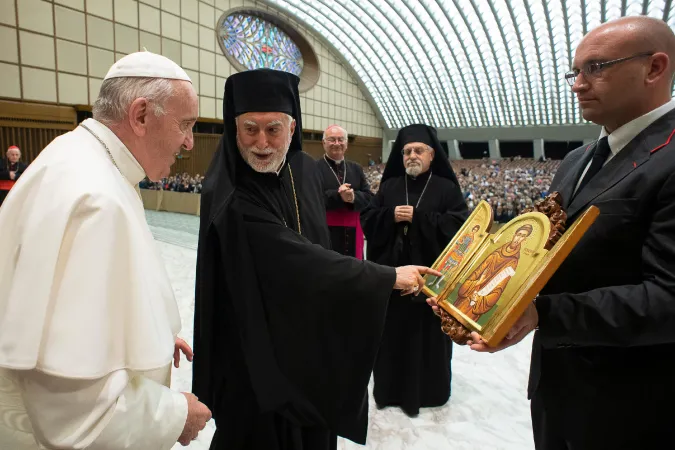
left=195, top=69, right=393, bottom=444
left=203, top=68, right=303, bottom=224
left=381, top=124, right=460, bottom=186
left=194, top=68, right=305, bottom=415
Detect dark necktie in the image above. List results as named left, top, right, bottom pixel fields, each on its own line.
left=575, top=136, right=611, bottom=196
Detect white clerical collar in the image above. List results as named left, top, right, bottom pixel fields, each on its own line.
left=81, top=118, right=146, bottom=186
left=600, top=99, right=675, bottom=156
left=324, top=154, right=344, bottom=164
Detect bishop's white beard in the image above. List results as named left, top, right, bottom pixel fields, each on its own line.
left=405, top=162, right=423, bottom=177
left=237, top=133, right=292, bottom=174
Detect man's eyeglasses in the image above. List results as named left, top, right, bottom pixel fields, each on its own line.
left=402, top=146, right=430, bottom=157
left=564, top=52, right=653, bottom=86
left=325, top=137, right=345, bottom=144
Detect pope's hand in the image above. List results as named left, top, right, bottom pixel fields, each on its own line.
left=178, top=393, right=211, bottom=446
left=467, top=303, right=538, bottom=353
left=394, top=266, right=442, bottom=296
left=174, top=337, right=193, bottom=368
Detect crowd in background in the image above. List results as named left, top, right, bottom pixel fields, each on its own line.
left=140, top=172, right=205, bottom=193
left=363, top=157, right=560, bottom=218
left=454, top=157, right=560, bottom=219
left=365, top=163, right=385, bottom=193
left=139, top=158, right=560, bottom=221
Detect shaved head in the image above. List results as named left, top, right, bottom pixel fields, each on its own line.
left=585, top=16, right=675, bottom=82
left=572, top=16, right=675, bottom=131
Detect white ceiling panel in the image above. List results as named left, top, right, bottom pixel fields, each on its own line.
left=261, top=0, right=675, bottom=128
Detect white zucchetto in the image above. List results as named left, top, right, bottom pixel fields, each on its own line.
left=104, top=50, right=192, bottom=82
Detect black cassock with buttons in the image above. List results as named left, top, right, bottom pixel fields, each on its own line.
left=316, top=155, right=373, bottom=258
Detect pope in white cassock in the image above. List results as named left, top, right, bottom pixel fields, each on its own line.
left=0, top=51, right=211, bottom=449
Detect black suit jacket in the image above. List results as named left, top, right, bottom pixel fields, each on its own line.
left=529, top=108, right=675, bottom=402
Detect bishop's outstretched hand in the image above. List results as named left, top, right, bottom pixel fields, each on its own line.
left=394, top=265, right=441, bottom=296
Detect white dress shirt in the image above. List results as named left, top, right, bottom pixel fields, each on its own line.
left=574, top=99, right=675, bottom=194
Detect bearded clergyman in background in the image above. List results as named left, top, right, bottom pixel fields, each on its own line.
left=361, top=124, right=468, bottom=417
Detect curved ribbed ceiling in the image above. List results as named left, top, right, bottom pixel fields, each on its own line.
left=260, top=0, right=675, bottom=129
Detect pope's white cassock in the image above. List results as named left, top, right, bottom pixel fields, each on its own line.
left=0, top=118, right=187, bottom=448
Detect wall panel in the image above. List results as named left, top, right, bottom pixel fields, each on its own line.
left=0, top=0, right=383, bottom=141
left=0, top=99, right=76, bottom=161
left=0, top=127, right=70, bottom=162
left=170, top=132, right=220, bottom=176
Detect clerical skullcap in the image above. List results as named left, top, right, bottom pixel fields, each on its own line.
left=104, top=51, right=191, bottom=82
left=229, top=69, right=297, bottom=117
left=397, top=124, right=437, bottom=148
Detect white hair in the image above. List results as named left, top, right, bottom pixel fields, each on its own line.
left=92, top=77, right=174, bottom=125
left=235, top=113, right=294, bottom=129
left=323, top=125, right=348, bottom=141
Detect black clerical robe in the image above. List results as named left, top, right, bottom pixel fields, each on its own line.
left=316, top=156, right=372, bottom=258
left=194, top=151, right=395, bottom=450
left=361, top=170, right=468, bottom=416
left=0, top=159, right=27, bottom=206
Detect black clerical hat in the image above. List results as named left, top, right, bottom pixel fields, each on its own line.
left=222, top=69, right=303, bottom=156
left=205, top=69, right=303, bottom=202
left=382, top=124, right=460, bottom=186
left=229, top=69, right=296, bottom=117
left=396, top=123, right=437, bottom=149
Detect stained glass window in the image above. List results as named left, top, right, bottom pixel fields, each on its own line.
left=218, top=13, right=304, bottom=76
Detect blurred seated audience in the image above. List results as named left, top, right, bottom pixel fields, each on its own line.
left=139, top=172, right=205, bottom=193
left=141, top=159, right=560, bottom=224
left=364, top=163, right=384, bottom=194
left=454, top=158, right=560, bottom=219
